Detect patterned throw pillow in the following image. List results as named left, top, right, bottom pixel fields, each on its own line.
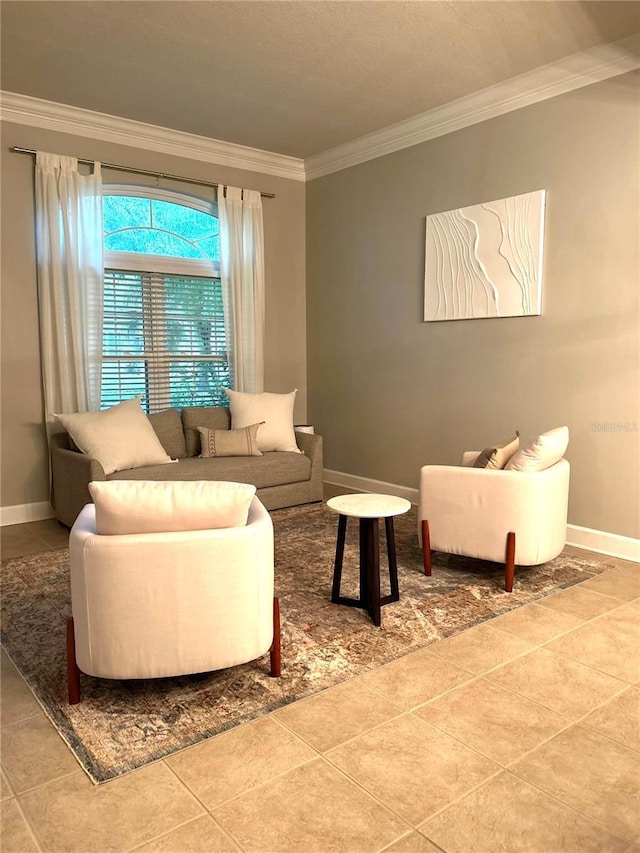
left=198, top=423, right=263, bottom=458
left=473, top=432, right=520, bottom=470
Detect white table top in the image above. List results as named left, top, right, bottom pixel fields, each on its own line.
left=326, top=493, right=411, bottom=519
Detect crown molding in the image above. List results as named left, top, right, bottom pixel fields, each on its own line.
left=305, top=34, right=640, bottom=181
left=0, top=91, right=306, bottom=182
left=2, top=34, right=637, bottom=183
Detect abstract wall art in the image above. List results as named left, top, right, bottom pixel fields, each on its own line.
left=423, top=189, right=546, bottom=322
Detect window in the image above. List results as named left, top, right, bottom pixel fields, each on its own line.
left=101, top=187, right=231, bottom=412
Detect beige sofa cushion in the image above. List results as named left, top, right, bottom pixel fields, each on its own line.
left=148, top=408, right=187, bottom=459
left=182, top=406, right=231, bottom=457
left=107, top=453, right=311, bottom=489
left=89, top=480, right=256, bottom=534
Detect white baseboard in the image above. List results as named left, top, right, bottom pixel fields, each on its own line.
left=323, top=468, right=639, bottom=564
left=0, top=501, right=54, bottom=527
left=565, top=524, right=640, bottom=563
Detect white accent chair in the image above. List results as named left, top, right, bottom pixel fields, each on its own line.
left=67, top=495, right=280, bottom=704
left=418, top=452, right=570, bottom=592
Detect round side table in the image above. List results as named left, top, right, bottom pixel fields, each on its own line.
left=327, top=493, right=411, bottom=627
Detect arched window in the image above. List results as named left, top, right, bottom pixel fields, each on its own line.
left=101, top=187, right=230, bottom=412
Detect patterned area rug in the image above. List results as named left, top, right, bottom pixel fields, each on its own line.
left=1, top=502, right=605, bottom=783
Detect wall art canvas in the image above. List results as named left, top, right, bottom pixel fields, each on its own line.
left=424, top=189, right=546, bottom=321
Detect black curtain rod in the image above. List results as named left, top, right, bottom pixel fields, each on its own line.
left=10, top=147, right=276, bottom=199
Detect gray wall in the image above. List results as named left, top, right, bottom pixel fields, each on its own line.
left=0, top=121, right=306, bottom=510
left=307, top=72, right=639, bottom=538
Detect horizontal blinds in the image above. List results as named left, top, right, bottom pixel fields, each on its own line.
left=102, top=269, right=231, bottom=412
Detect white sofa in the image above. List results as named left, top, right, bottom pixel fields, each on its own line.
left=418, top=451, right=570, bottom=591
left=67, top=493, right=280, bottom=703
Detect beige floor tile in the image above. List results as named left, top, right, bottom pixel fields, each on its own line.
left=19, top=764, right=203, bottom=853
left=20, top=519, right=63, bottom=537
left=421, top=771, right=628, bottom=853
left=545, top=608, right=640, bottom=683
left=606, top=557, right=640, bottom=571
left=0, top=799, right=40, bottom=853
left=384, top=832, right=443, bottom=852
left=275, top=678, right=403, bottom=752
left=1, top=648, right=18, bottom=675
left=37, top=528, right=70, bottom=549
left=613, top=599, right=640, bottom=621
left=428, top=623, right=534, bottom=674
left=214, top=757, right=408, bottom=853
left=489, top=602, right=585, bottom=644
left=360, top=648, right=473, bottom=709
left=327, top=713, right=498, bottom=825
left=166, top=715, right=315, bottom=810
left=132, top=814, right=241, bottom=852
left=577, top=568, right=640, bottom=602
left=513, top=725, right=640, bottom=841
left=562, top=545, right=609, bottom=561
left=487, top=648, right=625, bottom=719
left=1, top=714, right=79, bottom=793
left=537, top=585, right=621, bottom=620
left=0, top=672, right=42, bottom=727
left=1, top=767, right=13, bottom=801
left=1, top=538, right=50, bottom=560
left=581, top=687, right=640, bottom=751
left=414, top=677, right=568, bottom=766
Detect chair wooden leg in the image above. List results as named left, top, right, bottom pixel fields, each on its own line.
left=269, top=597, right=281, bottom=677
left=505, top=532, right=516, bottom=593
left=421, top=520, right=432, bottom=576
left=66, top=617, right=81, bottom=705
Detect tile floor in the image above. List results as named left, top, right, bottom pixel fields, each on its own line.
left=1, top=496, right=639, bottom=853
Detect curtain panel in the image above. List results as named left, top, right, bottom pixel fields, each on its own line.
left=35, top=152, right=104, bottom=419
left=217, top=185, right=265, bottom=393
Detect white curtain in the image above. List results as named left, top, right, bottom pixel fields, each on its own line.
left=218, top=185, right=265, bottom=393
left=35, top=152, right=104, bottom=418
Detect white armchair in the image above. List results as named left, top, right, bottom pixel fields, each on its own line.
left=418, top=452, right=570, bottom=591
left=67, top=492, right=280, bottom=704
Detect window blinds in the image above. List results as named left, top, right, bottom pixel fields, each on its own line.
left=102, top=269, right=230, bottom=412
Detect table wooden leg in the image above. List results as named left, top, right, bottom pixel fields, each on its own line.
left=359, top=518, right=370, bottom=607
left=331, top=514, right=347, bottom=603
left=385, top=516, right=400, bottom=602
left=359, top=518, right=381, bottom=627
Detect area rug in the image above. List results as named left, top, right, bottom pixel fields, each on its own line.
left=1, top=502, right=605, bottom=783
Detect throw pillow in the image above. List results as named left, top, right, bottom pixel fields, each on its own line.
left=56, top=397, right=173, bottom=476
left=474, top=432, right=520, bottom=470
left=224, top=389, right=301, bottom=453
left=198, top=423, right=263, bottom=457
left=89, top=480, right=257, bottom=534
left=505, top=426, right=569, bottom=472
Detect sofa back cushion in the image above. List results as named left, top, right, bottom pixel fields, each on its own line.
left=182, top=406, right=231, bottom=456
left=148, top=408, right=187, bottom=459
left=89, top=479, right=257, bottom=534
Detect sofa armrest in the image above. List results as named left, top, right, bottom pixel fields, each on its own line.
left=51, top=432, right=106, bottom=527
left=295, top=432, right=323, bottom=486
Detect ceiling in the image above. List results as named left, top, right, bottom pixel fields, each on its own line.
left=1, top=1, right=639, bottom=159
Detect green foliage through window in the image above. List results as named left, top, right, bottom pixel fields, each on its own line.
left=103, top=194, right=220, bottom=261
left=101, top=191, right=230, bottom=412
